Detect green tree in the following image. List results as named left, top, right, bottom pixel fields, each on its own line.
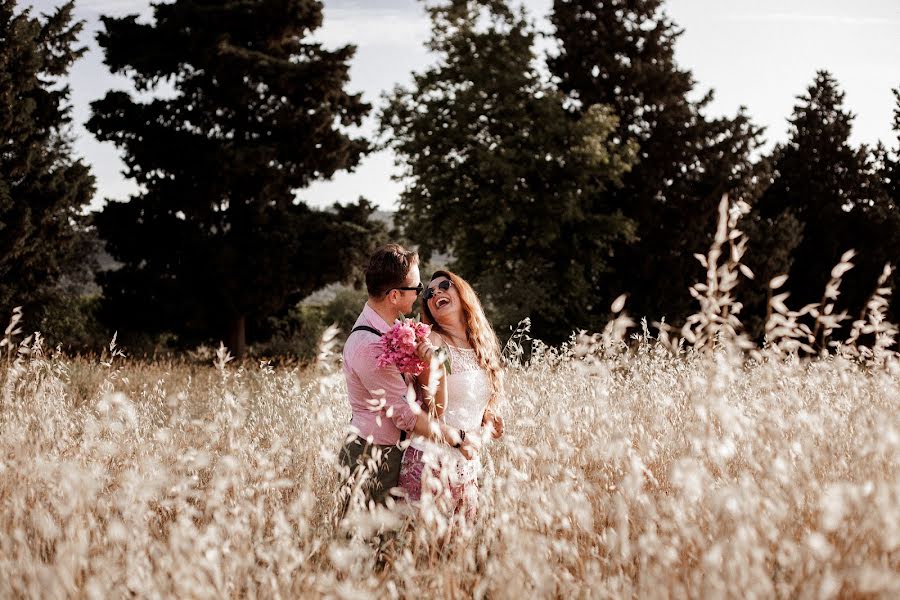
left=0, top=0, right=97, bottom=334
left=87, top=0, right=378, bottom=358
left=381, top=0, right=637, bottom=341
left=753, top=71, right=882, bottom=334
left=739, top=199, right=802, bottom=339
left=861, top=87, right=900, bottom=324
left=883, top=88, right=900, bottom=210
left=549, top=0, right=763, bottom=327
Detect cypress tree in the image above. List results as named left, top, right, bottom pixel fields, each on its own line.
left=754, top=71, right=878, bottom=332
left=87, top=0, right=377, bottom=357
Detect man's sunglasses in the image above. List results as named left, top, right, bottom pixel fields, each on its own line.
left=390, top=282, right=424, bottom=296
left=423, top=279, right=453, bottom=301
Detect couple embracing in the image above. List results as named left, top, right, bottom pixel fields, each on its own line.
left=338, top=243, right=504, bottom=519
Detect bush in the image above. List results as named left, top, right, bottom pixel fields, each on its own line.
left=253, top=287, right=369, bottom=363
left=33, top=295, right=109, bottom=353
left=323, top=287, right=369, bottom=338
left=254, top=305, right=327, bottom=363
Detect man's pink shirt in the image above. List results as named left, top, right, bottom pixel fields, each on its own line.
left=342, top=303, right=419, bottom=445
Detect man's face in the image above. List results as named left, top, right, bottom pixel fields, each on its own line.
left=396, top=264, right=421, bottom=316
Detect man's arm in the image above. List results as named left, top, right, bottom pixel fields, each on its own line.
left=355, top=343, right=471, bottom=454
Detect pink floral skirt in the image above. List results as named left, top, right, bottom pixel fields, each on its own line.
left=398, top=447, right=479, bottom=519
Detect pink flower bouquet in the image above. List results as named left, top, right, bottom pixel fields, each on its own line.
left=376, top=318, right=432, bottom=375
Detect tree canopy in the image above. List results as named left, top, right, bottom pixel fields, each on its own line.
left=750, top=71, right=888, bottom=339
left=550, top=0, right=764, bottom=327
left=87, top=0, right=380, bottom=357
left=381, top=0, right=638, bottom=341
left=0, top=0, right=96, bottom=334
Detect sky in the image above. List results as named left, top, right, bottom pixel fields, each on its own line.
left=23, top=0, right=900, bottom=212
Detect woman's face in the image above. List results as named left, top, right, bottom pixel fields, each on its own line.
left=425, top=276, right=462, bottom=324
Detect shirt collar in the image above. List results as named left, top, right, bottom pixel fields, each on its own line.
left=363, top=302, right=394, bottom=333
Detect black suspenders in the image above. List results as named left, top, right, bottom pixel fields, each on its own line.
left=349, top=325, right=408, bottom=443
left=350, top=325, right=383, bottom=337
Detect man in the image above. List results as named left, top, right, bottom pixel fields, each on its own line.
left=339, top=243, right=475, bottom=512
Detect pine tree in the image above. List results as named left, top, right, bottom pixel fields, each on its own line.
left=549, top=0, right=763, bottom=327
left=0, top=0, right=96, bottom=332
left=885, top=88, right=900, bottom=207
left=863, top=87, right=900, bottom=323
left=754, top=71, right=879, bottom=332
left=87, top=0, right=377, bottom=357
left=381, top=0, right=638, bottom=341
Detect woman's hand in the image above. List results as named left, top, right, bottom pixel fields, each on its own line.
left=443, top=426, right=478, bottom=460
left=458, top=438, right=476, bottom=460
left=415, top=337, right=435, bottom=362
left=458, top=433, right=482, bottom=460
left=482, top=410, right=504, bottom=439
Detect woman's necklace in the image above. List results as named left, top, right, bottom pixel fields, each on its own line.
left=444, top=330, right=470, bottom=349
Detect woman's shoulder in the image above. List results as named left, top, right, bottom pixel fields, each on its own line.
left=428, top=330, right=445, bottom=346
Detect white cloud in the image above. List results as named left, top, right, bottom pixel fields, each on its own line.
left=719, top=13, right=900, bottom=27
left=314, top=8, right=430, bottom=48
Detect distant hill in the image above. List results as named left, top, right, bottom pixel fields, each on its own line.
left=301, top=281, right=352, bottom=306
left=368, top=208, right=453, bottom=268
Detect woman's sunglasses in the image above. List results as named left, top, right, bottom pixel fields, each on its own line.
left=424, top=279, right=453, bottom=301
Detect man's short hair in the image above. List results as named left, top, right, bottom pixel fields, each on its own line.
left=365, top=244, right=419, bottom=298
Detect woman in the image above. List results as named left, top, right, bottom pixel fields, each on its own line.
left=398, top=270, right=504, bottom=519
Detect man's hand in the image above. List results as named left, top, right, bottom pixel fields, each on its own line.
left=482, top=410, right=504, bottom=439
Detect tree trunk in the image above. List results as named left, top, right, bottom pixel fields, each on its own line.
left=227, top=315, right=246, bottom=359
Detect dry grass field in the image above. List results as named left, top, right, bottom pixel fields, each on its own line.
left=1, top=203, right=899, bottom=598
left=1, top=324, right=898, bottom=598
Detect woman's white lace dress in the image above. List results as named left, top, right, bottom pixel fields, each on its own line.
left=399, top=344, right=490, bottom=511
